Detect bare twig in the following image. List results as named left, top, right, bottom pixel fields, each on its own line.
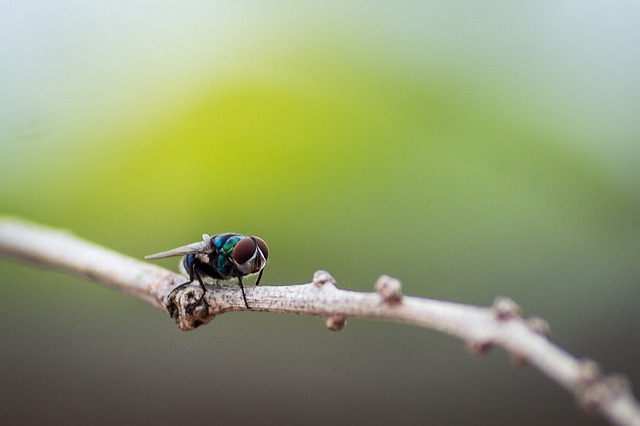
left=1, top=217, right=639, bottom=426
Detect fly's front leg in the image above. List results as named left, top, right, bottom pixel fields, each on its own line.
left=255, top=268, right=264, bottom=286
left=237, top=276, right=250, bottom=309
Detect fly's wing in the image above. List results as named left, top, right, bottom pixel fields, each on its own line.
left=145, top=240, right=209, bottom=259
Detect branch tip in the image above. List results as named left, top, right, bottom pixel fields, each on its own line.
left=375, top=275, right=403, bottom=305
left=579, top=374, right=632, bottom=414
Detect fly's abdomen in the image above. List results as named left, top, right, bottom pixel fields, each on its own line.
left=182, top=253, right=196, bottom=279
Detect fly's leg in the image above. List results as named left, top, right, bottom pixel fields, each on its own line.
left=237, top=276, right=250, bottom=309
left=230, top=261, right=251, bottom=309
left=172, top=280, right=192, bottom=293
left=170, top=265, right=209, bottom=308
left=255, top=268, right=264, bottom=286
left=191, top=267, right=209, bottom=306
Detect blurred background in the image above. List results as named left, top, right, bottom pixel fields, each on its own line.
left=1, top=1, right=639, bottom=425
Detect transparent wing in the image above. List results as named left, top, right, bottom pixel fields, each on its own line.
left=145, top=240, right=209, bottom=259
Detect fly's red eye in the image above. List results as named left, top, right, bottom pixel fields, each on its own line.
left=232, top=238, right=257, bottom=265
left=254, top=237, right=268, bottom=260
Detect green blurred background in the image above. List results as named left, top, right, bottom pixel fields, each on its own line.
left=1, top=1, right=639, bottom=425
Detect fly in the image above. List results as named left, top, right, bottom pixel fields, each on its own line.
left=146, top=233, right=268, bottom=309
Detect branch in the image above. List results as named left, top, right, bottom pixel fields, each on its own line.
left=1, top=218, right=639, bottom=426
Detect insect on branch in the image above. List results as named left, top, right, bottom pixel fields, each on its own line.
left=1, top=217, right=639, bottom=426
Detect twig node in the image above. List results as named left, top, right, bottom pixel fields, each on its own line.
left=578, top=359, right=602, bottom=386
left=375, top=275, right=403, bottom=305
left=579, top=373, right=632, bottom=413
left=492, top=296, right=521, bottom=321
left=509, top=351, right=529, bottom=367
left=326, top=316, right=347, bottom=331
left=313, top=270, right=338, bottom=288
left=466, top=339, right=495, bottom=356
left=526, top=317, right=551, bottom=338
left=167, top=287, right=214, bottom=331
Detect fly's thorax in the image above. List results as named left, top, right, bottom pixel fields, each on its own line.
left=213, top=234, right=243, bottom=255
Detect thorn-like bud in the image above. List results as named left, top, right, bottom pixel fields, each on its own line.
left=466, top=339, right=495, bottom=356
left=375, top=275, right=403, bottom=305
left=526, top=317, right=551, bottom=338
left=578, top=359, right=602, bottom=385
left=326, top=316, right=347, bottom=331
left=492, top=296, right=521, bottom=320
left=313, top=270, right=337, bottom=288
left=510, top=351, right=529, bottom=367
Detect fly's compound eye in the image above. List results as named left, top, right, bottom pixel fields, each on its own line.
left=254, top=237, right=269, bottom=260
left=232, top=237, right=258, bottom=265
